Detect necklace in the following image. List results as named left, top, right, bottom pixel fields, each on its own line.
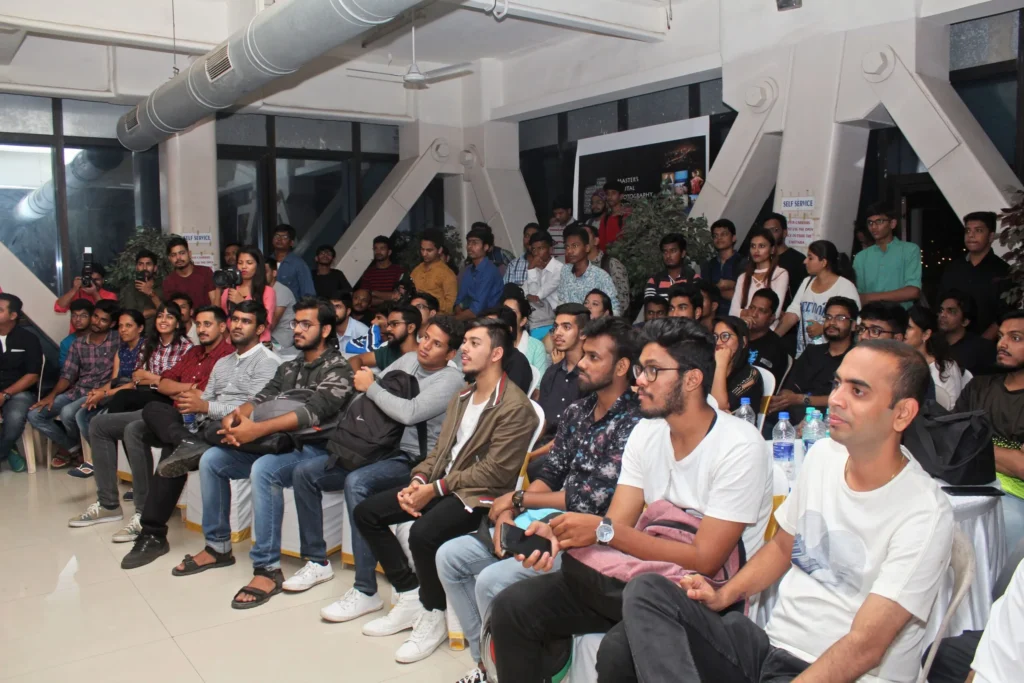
left=846, top=454, right=907, bottom=485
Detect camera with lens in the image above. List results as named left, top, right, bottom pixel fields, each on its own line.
left=134, top=270, right=154, bottom=282
left=81, top=247, right=94, bottom=281
left=213, top=268, right=243, bottom=289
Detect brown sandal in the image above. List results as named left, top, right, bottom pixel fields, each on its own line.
left=231, top=567, right=284, bottom=610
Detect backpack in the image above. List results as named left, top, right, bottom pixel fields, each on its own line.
left=325, top=370, right=428, bottom=471
left=902, top=400, right=995, bottom=485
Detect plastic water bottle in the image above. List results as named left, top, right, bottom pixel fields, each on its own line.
left=734, top=397, right=756, bottom=426
left=772, top=412, right=796, bottom=488
left=824, top=409, right=831, bottom=438
left=803, top=409, right=823, bottom=454
left=182, top=412, right=198, bottom=434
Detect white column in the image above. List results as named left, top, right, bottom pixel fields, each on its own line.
left=159, top=118, right=220, bottom=268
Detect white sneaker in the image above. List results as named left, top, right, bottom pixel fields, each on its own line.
left=456, top=668, right=488, bottom=683
left=111, top=512, right=142, bottom=543
left=362, top=588, right=424, bottom=636
left=395, top=609, right=448, bottom=663
left=320, top=587, right=384, bottom=623
left=282, top=561, right=335, bottom=592
left=68, top=501, right=123, bottom=527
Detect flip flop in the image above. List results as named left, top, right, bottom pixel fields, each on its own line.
left=231, top=568, right=284, bottom=610
left=171, top=547, right=236, bottom=576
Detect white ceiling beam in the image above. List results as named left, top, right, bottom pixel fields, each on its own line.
left=0, top=27, right=26, bottom=65
left=0, top=14, right=214, bottom=55
left=449, top=0, right=668, bottom=43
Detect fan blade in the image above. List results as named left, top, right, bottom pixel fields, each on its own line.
left=423, top=62, right=473, bottom=82
left=346, top=67, right=406, bottom=82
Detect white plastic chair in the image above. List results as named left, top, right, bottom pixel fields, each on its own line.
left=528, top=365, right=542, bottom=397
left=916, top=529, right=977, bottom=683
left=19, top=354, right=47, bottom=474
left=754, top=365, right=776, bottom=431
left=516, top=400, right=548, bottom=489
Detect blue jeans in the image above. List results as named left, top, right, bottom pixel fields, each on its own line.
left=27, top=393, right=87, bottom=451
left=199, top=443, right=327, bottom=570
left=1002, top=492, right=1024, bottom=556
left=436, top=531, right=563, bottom=662
left=292, top=451, right=415, bottom=596
left=1, top=391, right=34, bottom=462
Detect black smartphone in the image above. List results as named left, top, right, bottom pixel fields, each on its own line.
left=941, top=486, right=1005, bottom=497
left=501, top=524, right=552, bottom=558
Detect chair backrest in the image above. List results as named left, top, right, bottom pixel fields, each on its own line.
left=529, top=365, right=541, bottom=397
left=516, top=400, right=549, bottom=490
left=916, top=529, right=977, bottom=683
left=37, top=354, right=46, bottom=400
left=755, top=365, right=776, bottom=429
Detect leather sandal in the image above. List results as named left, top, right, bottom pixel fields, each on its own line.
left=171, top=546, right=236, bottom=577
left=231, top=567, right=284, bottom=610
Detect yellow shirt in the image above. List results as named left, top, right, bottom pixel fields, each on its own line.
left=411, top=261, right=458, bottom=314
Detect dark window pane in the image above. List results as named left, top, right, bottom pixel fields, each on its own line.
left=278, top=157, right=356, bottom=262
left=218, top=159, right=263, bottom=255
left=0, top=144, right=60, bottom=292
left=955, top=76, right=1017, bottom=167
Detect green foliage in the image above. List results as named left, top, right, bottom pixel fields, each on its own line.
left=998, top=191, right=1024, bottom=308
left=105, top=228, right=175, bottom=291
left=391, top=225, right=465, bottom=273
left=608, top=195, right=714, bottom=304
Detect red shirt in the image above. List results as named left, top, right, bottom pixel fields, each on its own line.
left=356, top=262, right=405, bottom=294
left=599, top=213, right=626, bottom=247
left=162, top=266, right=217, bottom=310
left=54, top=289, right=119, bottom=333
left=160, top=338, right=233, bottom=390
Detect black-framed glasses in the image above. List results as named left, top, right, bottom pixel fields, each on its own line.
left=866, top=218, right=891, bottom=228
left=288, top=320, right=316, bottom=332
left=856, top=324, right=894, bottom=338
left=823, top=314, right=851, bottom=323
left=713, top=332, right=735, bottom=343
left=633, top=365, right=683, bottom=382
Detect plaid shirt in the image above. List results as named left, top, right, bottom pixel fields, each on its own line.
left=160, top=338, right=234, bottom=391
left=60, top=330, right=119, bottom=400
left=503, top=255, right=529, bottom=286
left=146, top=336, right=194, bottom=376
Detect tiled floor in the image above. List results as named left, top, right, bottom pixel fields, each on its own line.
left=0, top=467, right=476, bottom=682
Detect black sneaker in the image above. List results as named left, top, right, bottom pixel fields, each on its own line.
left=123, top=489, right=134, bottom=502
left=121, top=533, right=170, bottom=570
left=156, top=438, right=211, bottom=478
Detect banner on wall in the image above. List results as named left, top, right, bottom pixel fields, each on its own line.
left=574, top=117, right=710, bottom=220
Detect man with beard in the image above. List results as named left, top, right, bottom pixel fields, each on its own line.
left=222, top=242, right=240, bottom=270
left=118, top=302, right=281, bottom=569
left=330, top=292, right=369, bottom=359
left=168, top=298, right=355, bottom=609
left=766, top=296, right=858, bottom=430
left=353, top=319, right=538, bottom=664
left=954, top=310, right=1024, bottom=555
left=351, top=288, right=374, bottom=326
left=645, top=233, right=700, bottom=300
left=488, top=318, right=772, bottom=682
left=349, top=304, right=421, bottom=372
left=745, top=289, right=791, bottom=386
left=161, top=236, right=218, bottom=308
left=357, top=236, right=406, bottom=306
left=436, top=317, right=643, bottom=683
left=667, top=283, right=704, bottom=320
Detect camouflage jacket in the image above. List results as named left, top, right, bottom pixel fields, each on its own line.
left=251, top=346, right=354, bottom=429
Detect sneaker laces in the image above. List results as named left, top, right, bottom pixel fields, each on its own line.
left=408, top=610, right=445, bottom=645
left=82, top=501, right=102, bottom=519
left=294, top=561, right=323, bottom=582
left=457, top=668, right=487, bottom=683
left=125, top=512, right=142, bottom=533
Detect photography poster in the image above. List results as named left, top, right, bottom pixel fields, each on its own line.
left=574, top=117, right=710, bottom=219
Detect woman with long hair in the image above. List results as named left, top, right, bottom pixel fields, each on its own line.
left=775, top=239, right=860, bottom=357
left=711, top=315, right=764, bottom=412
left=584, top=288, right=613, bottom=320
left=905, top=304, right=971, bottom=409
left=730, top=227, right=789, bottom=325
left=220, top=246, right=276, bottom=342
left=137, top=302, right=193, bottom=383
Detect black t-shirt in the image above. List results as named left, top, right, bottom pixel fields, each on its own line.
left=783, top=343, right=849, bottom=397
left=939, top=251, right=1010, bottom=334
left=504, top=348, right=533, bottom=397
left=313, top=269, right=352, bottom=299
left=0, top=326, right=43, bottom=391
left=748, top=331, right=791, bottom=385
left=955, top=374, right=1024, bottom=443
left=949, top=333, right=996, bottom=376
left=726, top=364, right=764, bottom=412
left=538, top=359, right=581, bottom=438
left=775, top=248, right=808, bottom=304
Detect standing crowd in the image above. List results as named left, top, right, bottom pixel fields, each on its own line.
left=0, top=187, right=1021, bottom=682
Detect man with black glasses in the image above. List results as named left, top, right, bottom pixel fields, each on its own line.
left=856, top=301, right=908, bottom=343
left=271, top=225, right=316, bottom=300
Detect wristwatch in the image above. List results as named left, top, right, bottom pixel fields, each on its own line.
left=802, top=394, right=812, bottom=406
left=596, top=517, right=615, bottom=546
left=1, top=392, right=10, bottom=401
left=511, top=490, right=525, bottom=512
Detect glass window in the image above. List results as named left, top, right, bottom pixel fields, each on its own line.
left=950, top=12, right=1020, bottom=71
left=628, top=86, right=690, bottom=129
left=699, top=79, right=732, bottom=116
left=64, top=146, right=139, bottom=288
left=0, top=144, right=61, bottom=292
left=216, top=113, right=267, bottom=147
left=135, top=147, right=162, bottom=230
left=955, top=76, right=1017, bottom=167
left=276, top=117, right=352, bottom=151
left=520, top=115, right=558, bottom=150
left=567, top=102, right=618, bottom=142
left=0, top=94, right=53, bottom=135
left=218, top=159, right=263, bottom=255
left=277, top=157, right=356, bottom=262
left=361, top=123, right=400, bottom=154
left=62, top=99, right=133, bottom=138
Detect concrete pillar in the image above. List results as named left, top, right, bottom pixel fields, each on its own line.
left=159, top=118, right=220, bottom=268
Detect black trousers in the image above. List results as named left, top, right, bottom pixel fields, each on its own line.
left=924, top=630, right=983, bottom=683
left=353, top=486, right=486, bottom=612
left=138, top=401, right=194, bottom=539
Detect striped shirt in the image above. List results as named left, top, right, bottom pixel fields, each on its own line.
left=202, top=343, right=282, bottom=420
left=146, top=336, right=194, bottom=376
left=356, top=262, right=406, bottom=294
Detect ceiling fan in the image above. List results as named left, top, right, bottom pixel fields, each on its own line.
left=348, top=24, right=473, bottom=88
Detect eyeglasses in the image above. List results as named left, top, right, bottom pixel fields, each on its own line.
left=856, top=324, right=894, bottom=338
left=866, top=218, right=892, bottom=228
left=288, top=320, right=316, bottom=332
left=713, top=332, right=735, bottom=343
left=386, top=321, right=406, bottom=329
left=632, top=365, right=683, bottom=382
left=823, top=314, right=851, bottom=323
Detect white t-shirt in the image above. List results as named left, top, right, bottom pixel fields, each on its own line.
left=971, top=558, right=1023, bottom=683
left=785, top=276, right=860, bottom=357
left=445, top=388, right=493, bottom=476
left=766, top=439, right=954, bottom=682
left=617, top=411, right=772, bottom=558
left=0, top=334, right=6, bottom=353
left=731, top=267, right=790, bottom=326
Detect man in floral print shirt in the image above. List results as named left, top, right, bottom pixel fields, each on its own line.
left=436, top=316, right=642, bottom=683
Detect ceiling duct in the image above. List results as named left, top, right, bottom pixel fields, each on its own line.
left=115, top=0, right=422, bottom=151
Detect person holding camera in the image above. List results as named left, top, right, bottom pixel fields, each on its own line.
left=119, top=249, right=163, bottom=327
left=54, top=262, right=118, bottom=333
left=218, top=247, right=276, bottom=344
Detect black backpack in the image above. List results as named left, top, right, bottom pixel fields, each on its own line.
left=326, top=370, right=428, bottom=471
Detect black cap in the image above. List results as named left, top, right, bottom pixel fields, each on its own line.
left=603, top=180, right=625, bottom=193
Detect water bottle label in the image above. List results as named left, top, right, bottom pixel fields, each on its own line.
left=772, top=441, right=794, bottom=460
left=802, top=438, right=817, bottom=452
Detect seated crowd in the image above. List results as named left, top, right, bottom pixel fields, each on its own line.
left=0, top=198, right=1021, bottom=683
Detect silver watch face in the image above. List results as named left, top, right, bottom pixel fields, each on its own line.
left=596, top=522, right=614, bottom=543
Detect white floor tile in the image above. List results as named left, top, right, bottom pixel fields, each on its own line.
left=0, top=531, right=127, bottom=603
left=0, top=639, right=203, bottom=683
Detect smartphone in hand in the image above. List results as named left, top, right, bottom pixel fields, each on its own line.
left=501, top=524, right=552, bottom=558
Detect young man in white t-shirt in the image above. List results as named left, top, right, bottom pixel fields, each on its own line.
left=488, top=317, right=772, bottom=682
left=613, top=340, right=954, bottom=683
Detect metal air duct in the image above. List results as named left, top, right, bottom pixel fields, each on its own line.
left=116, top=0, right=421, bottom=151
